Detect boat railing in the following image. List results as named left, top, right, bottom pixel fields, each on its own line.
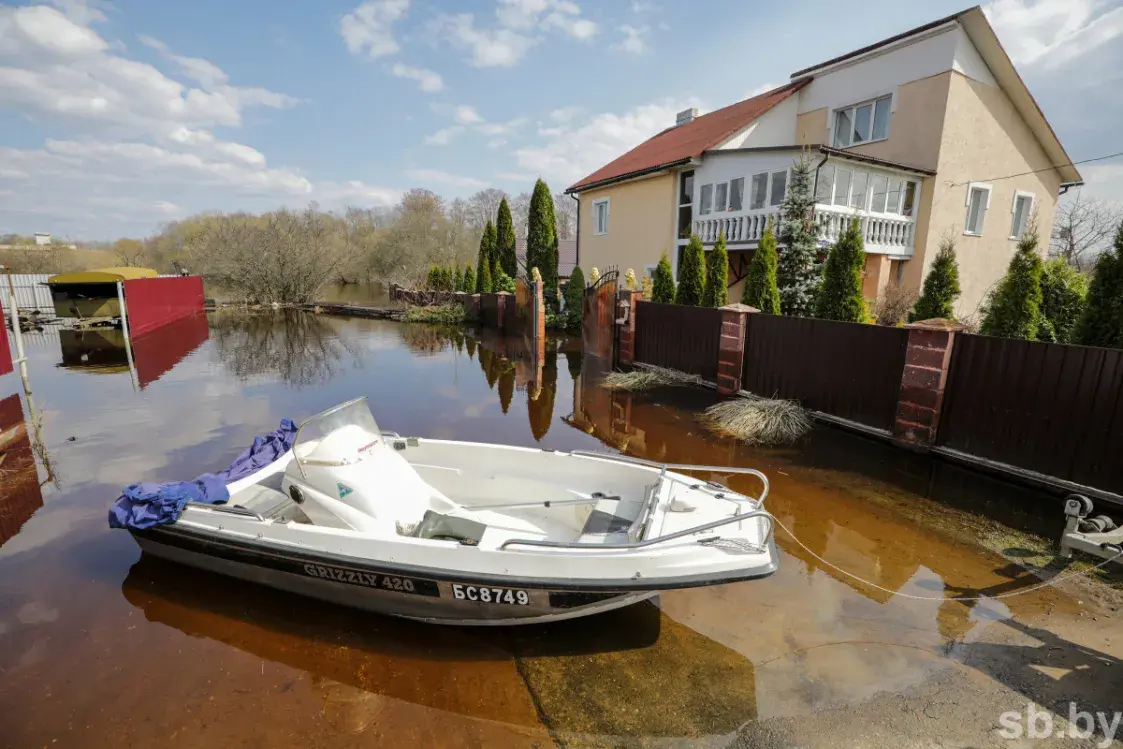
left=497, top=509, right=774, bottom=551
left=565, top=450, right=770, bottom=505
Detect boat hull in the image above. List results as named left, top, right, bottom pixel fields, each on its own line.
left=132, top=527, right=659, bottom=626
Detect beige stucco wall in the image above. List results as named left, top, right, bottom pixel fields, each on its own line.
left=906, top=71, right=1062, bottom=320
left=575, top=173, right=677, bottom=280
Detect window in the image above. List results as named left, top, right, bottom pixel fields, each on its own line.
left=1010, top=191, right=1035, bottom=239
left=901, top=181, right=917, bottom=217
left=699, top=184, right=713, bottom=215
left=964, top=183, right=991, bottom=235
left=815, top=165, right=835, bottom=204
left=715, top=182, right=728, bottom=212
left=833, top=169, right=851, bottom=206
left=678, top=170, right=694, bottom=237
left=886, top=179, right=902, bottom=214
left=679, top=171, right=694, bottom=205
left=593, top=198, right=610, bottom=235
left=869, top=175, right=889, bottom=213
left=729, top=177, right=745, bottom=211
left=750, top=173, right=768, bottom=209
left=833, top=95, right=893, bottom=147
left=849, top=172, right=869, bottom=210
left=769, top=170, right=788, bottom=206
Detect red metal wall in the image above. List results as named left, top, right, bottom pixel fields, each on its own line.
left=123, top=276, right=205, bottom=337
left=0, top=319, right=11, bottom=376
left=131, top=312, right=210, bottom=388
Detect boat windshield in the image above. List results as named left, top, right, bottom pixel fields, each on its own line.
left=293, top=398, right=383, bottom=474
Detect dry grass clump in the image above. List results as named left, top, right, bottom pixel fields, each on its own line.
left=601, top=366, right=705, bottom=391
left=702, top=396, right=811, bottom=446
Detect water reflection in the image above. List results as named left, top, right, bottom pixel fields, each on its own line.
left=0, top=394, right=44, bottom=548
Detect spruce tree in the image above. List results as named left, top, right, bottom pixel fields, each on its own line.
left=462, top=264, right=475, bottom=293
left=452, top=265, right=463, bottom=292
left=475, top=221, right=496, bottom=293
left=816, top=218, right=869, bottom=323
left=565, top=266, right=585, bottom=332
left=1039, top=258, right=1088, bottom=344
left=776, top=151, right=822, bottom=316
left=742, top=218, right=780, bottom=314
left=912, top=237, right=961, bottom=321
left=702, top=232, right=729, bottom=307
left=980, top=224, right=1045, bottom=340
left=675, top=234, right=706, bottom=306
left=496, top=197, right=518, bottom=277
left=1076, top=222, right=1123, bottom=348
left=527, top=179, right=560, bottom=307
left=652, top=252, right=675, bottom=304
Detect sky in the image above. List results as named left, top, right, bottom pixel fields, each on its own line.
left=1, top=0, right=1121, bottom=240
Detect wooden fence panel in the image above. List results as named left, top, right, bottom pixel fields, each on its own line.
left=937, top=334, right=1123, bottom=493
left=742, top=314, right=909, bottom=431
left=633, top=301, right=722, bottom=382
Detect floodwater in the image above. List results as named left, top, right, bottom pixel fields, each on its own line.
left=0, top=312, right=1119, bottom=748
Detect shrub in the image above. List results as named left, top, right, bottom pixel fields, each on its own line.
left=475, top=221, right=496, bottom=293
left=912, top=237, right=960, bottom=321
left=427, top=265, right=441, bottom=290
left=652, top=252, right=675, bottom=303
left=494, top=268, right=516, bottom=294
left=1076, top=222, right=1123, bottom=348
left=565, top=265, right=585, bottom=332
left=702, top=233, right=729, bottom=308
left=527, top=179, right=559, bottom=307
left=675, top=234, right=706, bottom=306
left=742, top=219, right=780, bottom=314
left=1039, top=258, right=1088, bottom=343
left=624, top=268, right=637, bottom=291
left=981, top=224, right=1045, bottom=340
left=401, top=304, right=467, bottom=324
left=461, top=264, right=475, bottom=293
left=776, top=150, right=821, bottom=316
left=496, top=198, right=518, bottom=277
left=874, top=282, right=918, bottom=327
left=452, top=265, right=463, bottom=292
left=816, top=218, right=869, bottom=322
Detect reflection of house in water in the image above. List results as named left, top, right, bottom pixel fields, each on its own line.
left=56, top=313, right=209, bottom=388
left=0, top=394, right=44, bottom=548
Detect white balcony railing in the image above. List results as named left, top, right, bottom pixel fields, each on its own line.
left=693, top=205, right=916, bottom=256
left=694, top=209, right=780, bottom=244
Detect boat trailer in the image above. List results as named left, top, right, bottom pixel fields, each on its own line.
left=1059, top=495, right=1123, bottom=566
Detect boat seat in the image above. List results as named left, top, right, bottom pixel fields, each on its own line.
left=413, top=510, right=487, bottom=545
left=233, top=484, right=292, bottom=518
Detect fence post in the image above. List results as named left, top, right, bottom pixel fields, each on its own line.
left=532, top=278, right=545, bottom=363
left=616, top=290, right=643, bottom=366
left=717, top=303, right=757, bottom=396
left=892, top=319, right=965, bottom=449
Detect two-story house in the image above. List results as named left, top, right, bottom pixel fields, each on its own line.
left=565, top=7, right=1082, bottom=317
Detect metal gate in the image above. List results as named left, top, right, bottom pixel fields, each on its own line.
left=582, top=268, right=618, bottom=361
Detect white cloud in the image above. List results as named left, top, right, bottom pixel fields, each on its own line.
left=404, top=168, right=488, bottom=188
left=549, top=105, right=583, bottom=123
left=424, top=126, right=465, bottom=146
left=629, top=0, right=654, bottom=12
left=746, top=81, right=781, bottom=98
left=390, top=62, right=444, bottom=92
left=340, top=0, right=410, bottom=59
left=615, top=25, right=648, bottom=54
left=476, top=116, right=528, bottom=136
left=496, top=171, right=536, bottom=182
left=433, top=0, right=595, bottom=68
left=488, top=138, right=508, bottom=149
left=454, top=105, right=484, bottom=124
left=985, top=0, right=1123, bottom=69
left=515, top=97, right=701, bottom=188
left=313, top=180, right=402, bottom=206
left=1081, top=163, right=1123, bottom=206
left=431, top=13, right=536, bottom=67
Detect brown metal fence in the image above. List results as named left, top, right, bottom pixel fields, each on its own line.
left=937, top=334, right=1123, bottom=493
left=742, top=314, right=909, bottom=431
left=633, top=301, right=723, bottom=382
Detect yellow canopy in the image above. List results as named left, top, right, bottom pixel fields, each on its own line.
left=47, top=267, right=159, bottom=284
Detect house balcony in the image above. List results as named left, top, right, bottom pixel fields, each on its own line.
left=693, top=204, right=916, bottom=257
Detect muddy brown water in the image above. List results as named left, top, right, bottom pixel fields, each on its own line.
left=0, top=311, right=1117, bottom=748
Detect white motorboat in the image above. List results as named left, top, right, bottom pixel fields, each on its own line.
left=127, top=398, right=777, bottom=625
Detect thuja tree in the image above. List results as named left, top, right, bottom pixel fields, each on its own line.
left=981, top=224, right=1044, bottom=340
left=427, top=265, right=441, bottom=290
left=1039, top=258, right=1088, bottom=343
left=742, top=218, right=780, bottom=314
left=816, top=218, right=869, bottom=323
left=475, top=221, right=496, bottom=293
left=702, top=232, right=729, bottom=308
left=776, top=151, right=821, bottom=316
left=452, top=265, right=463, bottom=292
left=527, top=179, right=560, bottom=307
left=1076, top=222, right=1123, bottom=348
left=462, top=264, right=475, bottom=293
left=652, top=252, right=675, bottom=303
left=912, top=237, right=961, bottom=321
left=675, top=234, right=706, bottom=306
left=496, top=197, right=518, bottom=277
left=565, top=265, right=585, bottom=332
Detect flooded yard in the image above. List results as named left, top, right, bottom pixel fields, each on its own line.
left=1, top=312, right=1121, bottom=748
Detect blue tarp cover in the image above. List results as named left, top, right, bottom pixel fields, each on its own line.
left=109, top=418, right=297, bottom=531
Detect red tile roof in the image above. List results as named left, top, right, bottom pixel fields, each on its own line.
left=566, top=79, right=811, bottom=193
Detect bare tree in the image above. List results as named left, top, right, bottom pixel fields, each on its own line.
left=553, top=192, right=577, bottom=240
left=510, top=191, right=532, bottom=238
left=112, top=238, right=148, bottom=267
left=466, top=188, right=508, bottom=230
left=1049, top=194, right=1123, bottom=270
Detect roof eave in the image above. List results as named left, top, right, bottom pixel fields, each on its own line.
left=565, top=158, right=692, bottom=194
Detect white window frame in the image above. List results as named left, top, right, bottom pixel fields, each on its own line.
left=768, top=169, right=789, bottom=207
left=963, top=182, right=992, bottom=237
left=1009, top=190, right=1035, bottom=240
left=728, top=177, right=745, bottom=212
left=714, top=181, right=729, bottom=213
left=749, top=173, right=768, bottom=210
left=831, top=94, right=893, bottom=148
left=592, top=197, right=610, bottom=235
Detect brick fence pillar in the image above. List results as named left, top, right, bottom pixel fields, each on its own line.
left=892, top=319, right=966, bottom=449
left=616, top=289, right=643, bottom=366
left=532, top=279, right=545, bottom=363
left=717, top=303, right=757, bottom=396
left=496, top=292, right=509, bottom=332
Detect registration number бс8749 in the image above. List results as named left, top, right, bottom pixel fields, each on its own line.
left=451, top=583, right=531, bottom=605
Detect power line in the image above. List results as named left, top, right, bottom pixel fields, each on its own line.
left=948, top=150, right=1123, bottom=187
